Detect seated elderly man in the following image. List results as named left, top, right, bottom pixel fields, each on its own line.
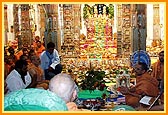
left=49, top=73, right=80, bottom=111
left=120, top=62, right=159, bottom=109
left=28, top=55, right=49, bottom=89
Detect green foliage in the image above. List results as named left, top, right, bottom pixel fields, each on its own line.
left=83, top=4, right=89, bottom=19
left=108, top=4, right=114, bottom=19
left=79, top=69, right=106, bottom=92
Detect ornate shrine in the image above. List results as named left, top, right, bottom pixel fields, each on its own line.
left=80, top=4, right=117, bottom=60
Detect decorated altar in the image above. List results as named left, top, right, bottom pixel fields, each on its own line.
left=79, top=4, right=117, bottom=59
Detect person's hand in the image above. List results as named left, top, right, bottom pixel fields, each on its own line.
left=119, top=86, right=130, bottom=95
left=66, top=102, right=79, bottom=111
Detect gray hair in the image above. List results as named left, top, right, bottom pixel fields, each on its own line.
left=49, top=73, right=76, bottom=103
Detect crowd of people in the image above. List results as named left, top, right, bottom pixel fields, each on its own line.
left=3, top=36, right=164, bottom=111
left=4, top=36, right=62, bottom=92
left=4, top=36, right=81, bottom=111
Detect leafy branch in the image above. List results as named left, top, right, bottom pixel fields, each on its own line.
left=79, top=69, right=106, bottom=92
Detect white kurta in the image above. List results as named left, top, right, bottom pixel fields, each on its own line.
left=6, top=69, right=32, bottom=94
left=40, top=49, right=60, bottom=70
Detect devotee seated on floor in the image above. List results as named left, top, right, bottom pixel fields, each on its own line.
left=32, top=35, right=40, bottom=49
left=151, top=50, right=164, bottom=105
left=28, top=48, right=36, bottom=59
left=35, top=40, right=45, bottom=57
left=151, top=51, right=164, bottom=81
left=7, top=46, right=17, bottom=63
left=19, top=54, right=29, bottom=62
left=15, top=44, right=29, bottom=60
left=28, top=55, right=49, bottom=89
left=119, top=62, right=160, bottom=110
left=5, top=60, right=37, bottom=94
left=49, top=73, right=81, bottom=111
left=40, top=42, right=62, bottom=80
left=4, top=56, right=15, bottom=79
left=4, top=88, right=68, bottom=111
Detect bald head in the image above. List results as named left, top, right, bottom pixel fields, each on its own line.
left=49, top=73, right=76, bottom=103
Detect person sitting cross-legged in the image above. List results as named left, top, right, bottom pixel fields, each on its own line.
left=40, top=42, right=62, bottom=80
left=28, top=55, right=49, bottom=89
left=120, top=62, right=159, bottom=109
left=6, top=60, right=37, bottom=94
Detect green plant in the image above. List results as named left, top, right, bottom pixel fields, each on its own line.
left=79, top=69, right=106, bottom=92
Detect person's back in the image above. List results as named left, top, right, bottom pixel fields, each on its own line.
left=49, top=73, right=80, bottom=111
left=4, top=88, right=68, bottom=111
